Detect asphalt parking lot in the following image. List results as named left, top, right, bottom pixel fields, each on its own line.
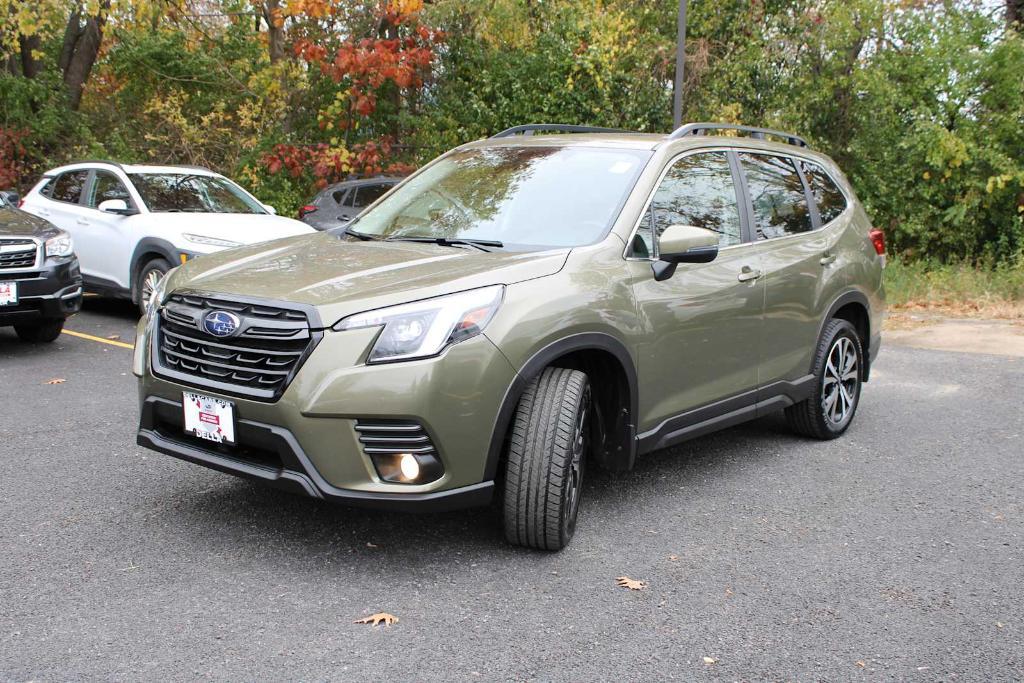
left=1, top=300, right=1022, bottom=681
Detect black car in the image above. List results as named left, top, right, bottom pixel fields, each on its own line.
left=297, top=177, right=401, bottom=230
left=0, top=191, right=83, bottom=342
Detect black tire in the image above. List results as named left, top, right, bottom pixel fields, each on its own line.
left=786, top=318, right=864, bottom=439
left=135, top=257, right=171, bottom=316
left=503, top=367, right=591, bottom=551
left=15, top=318, right=65, bottom=343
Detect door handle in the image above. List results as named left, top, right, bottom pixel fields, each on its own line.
left=737, top=267, right=763, bottom=282
left=76, top=219, right=90, bottom=226
left=820, top=253, right=837, bottom=266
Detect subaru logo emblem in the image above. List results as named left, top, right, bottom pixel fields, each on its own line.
left=202, top=310, right=241, bottom=338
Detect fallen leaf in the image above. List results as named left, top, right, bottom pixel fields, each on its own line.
left=668, top=554, right=679, bottom=562
left=616, top=576, right=647, bottom=590
left=107, top=334, right=121, bottom=340
left=996, top=622, right=1004, bottom=628
left=354, top=612, right=398, bottom=626
left=703, top=656, right=718, bottom=665
left=366, top=542, right=378, bottom=548
left=725, top=587, right=734, bottom=598
left=45, top=378, right=66, bottom=385
left=856, top=661, right=866, bottom=668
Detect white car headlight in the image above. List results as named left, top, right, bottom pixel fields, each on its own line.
left=45, top=231, right=74, bottom=258
left=334, top=285, right=504, bottom=363
left=182, top=233, right=242, bottom=248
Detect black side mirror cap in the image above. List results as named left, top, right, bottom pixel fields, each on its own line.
left=652, top=245, right=720, bottom=281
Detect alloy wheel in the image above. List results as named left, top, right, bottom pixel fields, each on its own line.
left=563, top=387, right=590, bottom=534
left=821, top=336, right=858, bottom=426
left=141, top=269, right=163, bottom=309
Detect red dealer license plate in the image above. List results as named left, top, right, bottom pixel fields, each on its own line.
left=182, top=392, right=236, bottom=445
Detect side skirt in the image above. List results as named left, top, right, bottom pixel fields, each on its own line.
left=636, top=375, right=815, bottom=455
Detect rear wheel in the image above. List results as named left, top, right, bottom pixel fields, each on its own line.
left=503, top=367, right=591, bottom=551
left=135, top=258, right=171, bottom=316
left=786, top=318, right=863, bottom=439
left=15, top=318, right=64, bottom=343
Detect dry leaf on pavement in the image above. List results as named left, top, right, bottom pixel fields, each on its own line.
left=616, top=576, right=647, bottom=590
left=354, top=612, right=398, bottom=626
left=668, top=554, right=679, bottom=562
left=45, top=378, right=66, bottom=385
left=703, top=657, right=718, bottom=665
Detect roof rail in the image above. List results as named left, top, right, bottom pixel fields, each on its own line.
left=491, top=124, right=631, bottom=138
left=160, top=164, right=215, bottom=173
left=668, top=122, right=808, bottom=148
left=65, top=160, right=126, bottom=171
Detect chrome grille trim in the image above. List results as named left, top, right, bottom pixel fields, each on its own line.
left=355, top=420, right=438, bottom=455
left=0, top=237, right=42, bottom=271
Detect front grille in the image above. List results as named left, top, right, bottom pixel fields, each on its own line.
left=153, top=292, right=319, bottom=401
left=0, top=239, right=38, bottom=270
left=354, top=420, right=438, bottom=456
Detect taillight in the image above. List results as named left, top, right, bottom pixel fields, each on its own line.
left=298, top=204, right=317, bottom=218
left=17, top=199, right=24, bottom=208
left=869, top=228, right=885, bottom=256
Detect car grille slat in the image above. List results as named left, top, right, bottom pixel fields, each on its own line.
left=355, top=420, right=437, bottom=455
left=0, top=239, right=38, bottom=270
left=152, top=292, right=318, bottom=401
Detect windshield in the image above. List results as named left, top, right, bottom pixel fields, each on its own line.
left=344, top=146, right=651, bottom=249
left=129, top=173, right=266, bottom=214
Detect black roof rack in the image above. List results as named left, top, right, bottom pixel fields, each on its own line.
left=668, top=122, right=808, bottom=148
left=491, top=124, right=632, bottom=138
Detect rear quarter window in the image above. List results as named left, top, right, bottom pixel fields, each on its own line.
left=801, top=162, right=848, bottom=225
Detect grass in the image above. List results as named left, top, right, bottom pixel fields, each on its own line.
left=883, top=258, right=1024, bottom=320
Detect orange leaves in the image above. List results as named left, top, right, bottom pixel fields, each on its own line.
left=261, top=139, right=407, bottom=185
left=354, top=612, right=399, bottom=626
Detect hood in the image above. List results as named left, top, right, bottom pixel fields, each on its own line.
left=143, top=212, right=315, bottom=244
left=167, top=232, right=570, bottom=326
left=0, top=205, right=62, bottom=240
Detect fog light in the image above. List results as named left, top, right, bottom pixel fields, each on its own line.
left=399, top=453, right=420, bottom=480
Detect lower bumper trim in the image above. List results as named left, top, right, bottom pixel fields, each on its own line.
left=137, top=396, right=494, bottom=513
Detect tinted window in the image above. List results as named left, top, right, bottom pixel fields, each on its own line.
left=802, top=161, right=847, bottom=225
left=51, top=171, right=89, bottom=204
left=353, top=183, right=392, bottom=208
left=631, top=151, right=742, bottom=256
left=348, top=146, right=651, bottom=249
left=739, top=153, right=813, bottom=239
left=39, top=178, right=56, bottom=198
left=88, top=172, right=132, bottom=208
left=129, top=173, right=266, bottom=214
left=329, top=190, right=348, bottom=206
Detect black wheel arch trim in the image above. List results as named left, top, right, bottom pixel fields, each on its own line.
left=130, top=237, right=180, bottom=302
left=483, top=332, right=639, bottom=480
left=816, top=288, right=874, bottom=379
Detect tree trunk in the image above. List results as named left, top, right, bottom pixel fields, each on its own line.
left=60, top=1, right=110, bottom=110
left=263, top=0, right=285, bottom=63
left=1010, top=0, right=1023, bottom=29
left=19, top=35, right=41, bottom=79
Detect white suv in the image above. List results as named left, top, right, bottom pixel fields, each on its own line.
left=21, top=162, right=315, bottom=313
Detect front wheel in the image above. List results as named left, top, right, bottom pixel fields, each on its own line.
left=15, top=318, right=65, bottom=343
left=135, top=258, right=171, bottom=316
left=786, top=318, right=863, bottom=439
left=503, top=367, right=591, bottom=551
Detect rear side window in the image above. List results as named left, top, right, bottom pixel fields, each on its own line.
left=739, top=153, right=813, bottom=239
left=801, top=162, right=848, bottom=225
left=50, top=171, right=89, bottom=204
left=38, top=177, right=56, bottom=198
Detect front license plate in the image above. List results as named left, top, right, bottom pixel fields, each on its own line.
left=183, top=392, right=236, bottom=445
left=0, top=281, right=17, bottom=306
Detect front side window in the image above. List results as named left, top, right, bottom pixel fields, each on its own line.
left=88, top=172, right=132, bottom=208
left=739, top=153, right=813, bottom=240
left=128, top=173, right=266, bottom=214
left=353, top=183, right=392, bottom=209
left=51, top=171, right=89, bottom=204
left=630, top=151, right=743, bottom=257
left=801, top=161, right=848, bottom=225
left=345, top=146, right=651, bottom=250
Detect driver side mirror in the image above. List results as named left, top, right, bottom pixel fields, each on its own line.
left=652, top=224, right=719, bottom=281
left=98, top=199, right=137, bottom=216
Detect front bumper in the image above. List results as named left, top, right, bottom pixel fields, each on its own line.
left=0, top=257, right=82, bottom=325
left=135, top=318, right=518, bottom=511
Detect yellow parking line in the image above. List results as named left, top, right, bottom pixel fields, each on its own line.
left=62, top=329, right=135, bottom=350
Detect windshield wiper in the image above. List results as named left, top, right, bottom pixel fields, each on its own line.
left=343, top=226, right=379, bottom=241
left=385, top=236, right=503, bottom=252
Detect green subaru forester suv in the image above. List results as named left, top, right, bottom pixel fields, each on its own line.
left=134, top=123, right=885, bottom=550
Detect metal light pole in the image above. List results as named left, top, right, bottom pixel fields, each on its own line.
left=672, top=0, right=688, bottom=129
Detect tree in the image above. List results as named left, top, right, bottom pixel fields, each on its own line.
left=59, top=0, right=111, bottom=110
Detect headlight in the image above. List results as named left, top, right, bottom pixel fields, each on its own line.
left=334, top=285, right=504, bottom=363
left=182, top=233, right=242, bottom=248
left=45, top=231, right=73, bottom=258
